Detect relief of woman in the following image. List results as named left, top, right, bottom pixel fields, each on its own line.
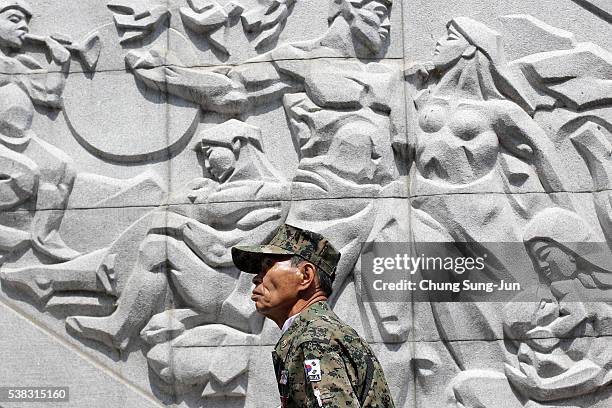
left=404, top=17, right=576, bottom=370
left=407, top=17, right=572, bottom=252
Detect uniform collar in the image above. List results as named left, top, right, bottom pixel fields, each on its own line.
left=274, top=301, right=331, bottom=362
left=281, top=313, right=300, bottom=334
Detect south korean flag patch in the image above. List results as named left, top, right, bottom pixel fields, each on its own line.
left=304, top=359, right=322, bottom=382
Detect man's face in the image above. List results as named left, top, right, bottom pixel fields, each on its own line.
left=251, top=256, right=302, bottom=318
left=432, top=24, right=470, bottom=71
left=0, top=9, right=28, bottom=50
left=350, top=1, right=391, bottom=54
left=202, top=144, right=236, bottom=183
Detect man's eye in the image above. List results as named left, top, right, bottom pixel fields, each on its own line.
left=9, top=17, right=20, bottom=23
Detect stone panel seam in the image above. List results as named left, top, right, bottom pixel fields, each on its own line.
left=4, top=55, right=406, bottom=76
left=409, top=189, right=612, bottom=199
left=3, top=197, right=410, bottom=214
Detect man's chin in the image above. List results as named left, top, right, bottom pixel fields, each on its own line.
left=253, top=301, right=268, bottom=314
left=255, top=303, right=281, bottom=322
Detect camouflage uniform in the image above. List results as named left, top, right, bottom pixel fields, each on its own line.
left=273, top=301, right=395, bottom=408
left=232, top=224, right=395, bottom=408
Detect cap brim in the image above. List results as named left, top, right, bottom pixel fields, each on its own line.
left=231, top=245, right=295, bottom=274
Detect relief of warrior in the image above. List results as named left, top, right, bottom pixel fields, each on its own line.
left=65, top=122, right=289, bottom=350
left=0, top=0, right=80, bottom=270
left=125, top=0, right=411, bottom=339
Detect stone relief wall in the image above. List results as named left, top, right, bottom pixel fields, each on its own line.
left=0, top=0, right=610, bottom=407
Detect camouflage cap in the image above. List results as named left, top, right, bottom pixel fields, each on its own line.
left=231, top=224, right=341, bottom=277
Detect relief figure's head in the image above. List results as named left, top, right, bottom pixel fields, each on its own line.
left=432, top=22, right=474, bottom=72
left=0, top=0, right=31, bottom=51
left=329, top=0, right=392, bottom=54
left=431, top=16, right=533, bottom=112
left=432, top=17, right=508, bottom=73
left=528, top=240, right=578, bottom=282
left=201, top=144, right=236, bottom=183
left=199, top=120, right=282, bottom=184
left=524, top=208, right=612, bottom=284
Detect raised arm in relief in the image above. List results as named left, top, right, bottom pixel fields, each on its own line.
left=125, top=48, right=301, bottom=114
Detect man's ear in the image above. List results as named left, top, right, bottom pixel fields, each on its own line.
left=298, top=262, right=317, bottom=290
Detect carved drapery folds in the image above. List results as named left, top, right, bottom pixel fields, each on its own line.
left=0, top=0, right=610, bottom=407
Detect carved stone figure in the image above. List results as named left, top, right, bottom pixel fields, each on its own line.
left=403, top=17, right=610, bottom=407
left=125, top=0, right=411, bottom=341
left=403, top=17, right=579, bottom=360
left=503, top=208, right=612, bottom=402
left=448, top=208, right=612, bottom=408
left=571, top=122, right=612, bottom=241
left=407, top=17, right=572, bottom=241
left=0, top=0, right=80, bottom=269
left=241, top=0, right=296, bottom=51
left=0, top=1, right=162, bottom=307
left=65, top=120, right=289, bottom=350
left=142, top=323, right=254, bottom=398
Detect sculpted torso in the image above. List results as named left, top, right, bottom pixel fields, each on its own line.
left=416, top=97, right=499, bottom=186
left=0, top=82, right=74, bottom=212
left=277, top=56, right=399, bottom=192
left=0, top=79, right=75, bottom=261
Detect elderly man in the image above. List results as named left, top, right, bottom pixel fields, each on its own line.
left=232, top=224, right=395, bottom=408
